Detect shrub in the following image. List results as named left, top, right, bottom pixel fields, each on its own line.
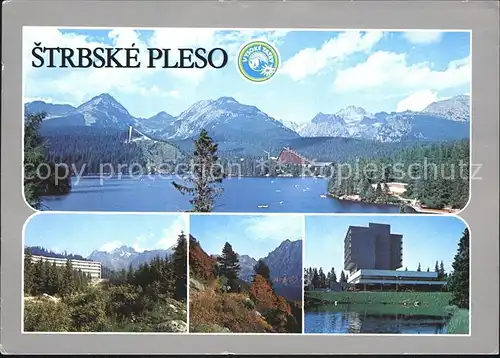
left=24, top=299, right=72, bottom=332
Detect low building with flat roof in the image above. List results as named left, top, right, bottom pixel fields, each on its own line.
left=28, top=255, right=101, bottom=280
left=347, top=268, right=446, bottom=291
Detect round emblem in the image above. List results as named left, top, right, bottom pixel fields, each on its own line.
left=237, top=40, right=280, bottom=83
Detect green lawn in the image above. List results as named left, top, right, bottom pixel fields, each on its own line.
left=445, top=306, right=470, bottom=334
left=306, top=290, right=452, bottom=306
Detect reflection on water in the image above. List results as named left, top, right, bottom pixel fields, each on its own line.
left=40, top=176, right=401, bottom=213
left=305, top=304, right=449, bottom=334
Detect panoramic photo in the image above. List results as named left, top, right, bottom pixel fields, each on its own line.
left=303, top=215, right=470, bottom=335
left=188, top=214, right=303, bottom=333
left=23, top=213, right=188, bottom=333
left=23, top=28, right=470, bottom=213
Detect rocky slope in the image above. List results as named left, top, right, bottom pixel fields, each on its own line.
left=297, top=95, right=470, bottom=142
left=25, top=93, right=470, bottom=147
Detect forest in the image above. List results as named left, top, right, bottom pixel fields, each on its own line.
left=40, top=126, right=184, bottom=174
left=24, top=112, right=72, bottom=209
left=327, top=139, right=469, bottom=210
left=189, top=235, right=302, bottom=333
left=23, top=233, right=188, bottom=333
left=304, top=261, right=449, bottom=292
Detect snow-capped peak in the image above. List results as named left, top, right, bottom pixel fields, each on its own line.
left=336, top=105, right=373, bottom=123
left=111, top=245, right=136, bottom=257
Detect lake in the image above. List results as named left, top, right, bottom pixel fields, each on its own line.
left=40, top=175, right=401, bottom=213
left=304, top=304, right=450, bottom=334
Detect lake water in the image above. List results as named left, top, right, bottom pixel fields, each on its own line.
left=304, top=304, right=450, bottom=334
left=40, top=176, right=400, bottom=213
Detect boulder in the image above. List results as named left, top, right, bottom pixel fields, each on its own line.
left=157, top=320, right=188, bottom=333
left=190, top=278, right=206, bottom=292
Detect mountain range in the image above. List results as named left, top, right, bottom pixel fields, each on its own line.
left=88, top=245, right=175, bottom=271
left=24, top=244, right=175, bottom=272
left=25, top=93, right=470, bottom=148
left=207, top=239, right=302, bottom=301
left=237, top=239, right=302, bottom=283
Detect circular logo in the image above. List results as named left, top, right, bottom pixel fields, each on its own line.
left=237, top=41, right=280, bottom=83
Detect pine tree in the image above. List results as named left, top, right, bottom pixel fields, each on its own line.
left=318, top=268, right=326, bottom=288
left=329, top=267, right=337, bottom=284
left=217, top=242, right=240, bottom=289
left=126, top=264, right=134, bottom=282
left=439, top=260, right=446, bottom=280
left=24, top=248, right=35, bottom=296
left=448, top=228, right=469, bottom=309
left=360, top=179, right=371, bottom=199
left=311, top=268, right=320, bottom=289
left=172, top=129, right=224, bottom=212
left=434, top=261, right=439, bottom=275
left=340, top=270, right=346, bottom=284
left=417, top=263, right=421, bottom=272
left=383, top=183, right=391, bottom=196
left=172, top=231, right=188, bottom=300
left=61, top=259, right=75, bottom=296
left=23, top=112, right=47, bottom=209
left=426, top=267, right=430, bottom=272
left=405, top=267, right=408, bottom=271
left=253, top=259, right=271, bottom=284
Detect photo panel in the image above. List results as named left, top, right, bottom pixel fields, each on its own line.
left=22, top=212, right=189, bottom=333
left=23, top=27, right=470, bottom=215
left=303, top=214, right=470, bottom=335
left=188, top=214, right=304, bottom=333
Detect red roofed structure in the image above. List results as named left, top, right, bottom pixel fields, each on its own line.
left=277, top=147, right=312, bottom=165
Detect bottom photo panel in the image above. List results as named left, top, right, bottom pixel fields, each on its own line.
left=188, top=214, right=303, bottom=334
left=303, top=214, right=470, bottom=335
left=23, top=213, right=188, bottom=333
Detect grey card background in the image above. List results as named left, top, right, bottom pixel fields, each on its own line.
left=1, top=0, right=499, bottom=354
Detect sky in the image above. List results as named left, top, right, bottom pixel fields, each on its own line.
left=304, top=215, right=468, bottom=275
left=23, top=28, right=470, bottom=124
left=189, top=214, right=303, bottom=259
left=23, top=213, right=188, bottom=257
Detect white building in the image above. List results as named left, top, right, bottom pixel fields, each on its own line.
left=347, top=268, right=446, bottom=289
left=28, top=255, right=101, bottom=280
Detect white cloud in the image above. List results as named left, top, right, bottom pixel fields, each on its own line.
left=155, top=216, right=188, bottom=249
left=403, top=31, right=443, bottom=45
left=23, top=27, right=155, bottom=105
left=131, top=235, right=148, bottom=253
left=333, top=51, right=471, bottom=94
left=242, top=215, right=303, bottom=242
left=98, top=240, right=123, bottom=252
left=396, top=89, right=438, bottom=112
left=24, top=96, right=58, bottom=104
left=281, top=31, right=384, bottom=81
left=23, top=27, right=290, bottom=106
left=168, top=90, right=181, bottom=99
left=96, top=216, right=187, bottom=253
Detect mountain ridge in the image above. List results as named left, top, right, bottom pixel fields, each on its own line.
left=24, top=93, right=470, bottom=145
left=87, top=244, right=176, bottom=271
left=189, top=237, right=302, bottom=301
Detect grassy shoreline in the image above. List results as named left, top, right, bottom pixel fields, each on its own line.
left=305, top=291, right=469, bottom=334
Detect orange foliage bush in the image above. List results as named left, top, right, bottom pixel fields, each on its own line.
left=189, top=235, right=216, bottom=282
left=249, top=274, right=292, bottom=315
left=189, top=289, right=273, bottom=333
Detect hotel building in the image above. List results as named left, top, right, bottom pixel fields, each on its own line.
left=28, top=255, right=102, bottom=280
left=343, top=223, right=445, bottom=290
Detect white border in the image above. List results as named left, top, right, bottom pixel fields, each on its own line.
left=21, top=27, right=472, bottom=215
left=301, top=213, right=472, bottom=337
left=20, top=27, right=472, bottom=337
left=20, top=212, right=471, bottom=336
left=21, top=211, right=190, bottom=335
